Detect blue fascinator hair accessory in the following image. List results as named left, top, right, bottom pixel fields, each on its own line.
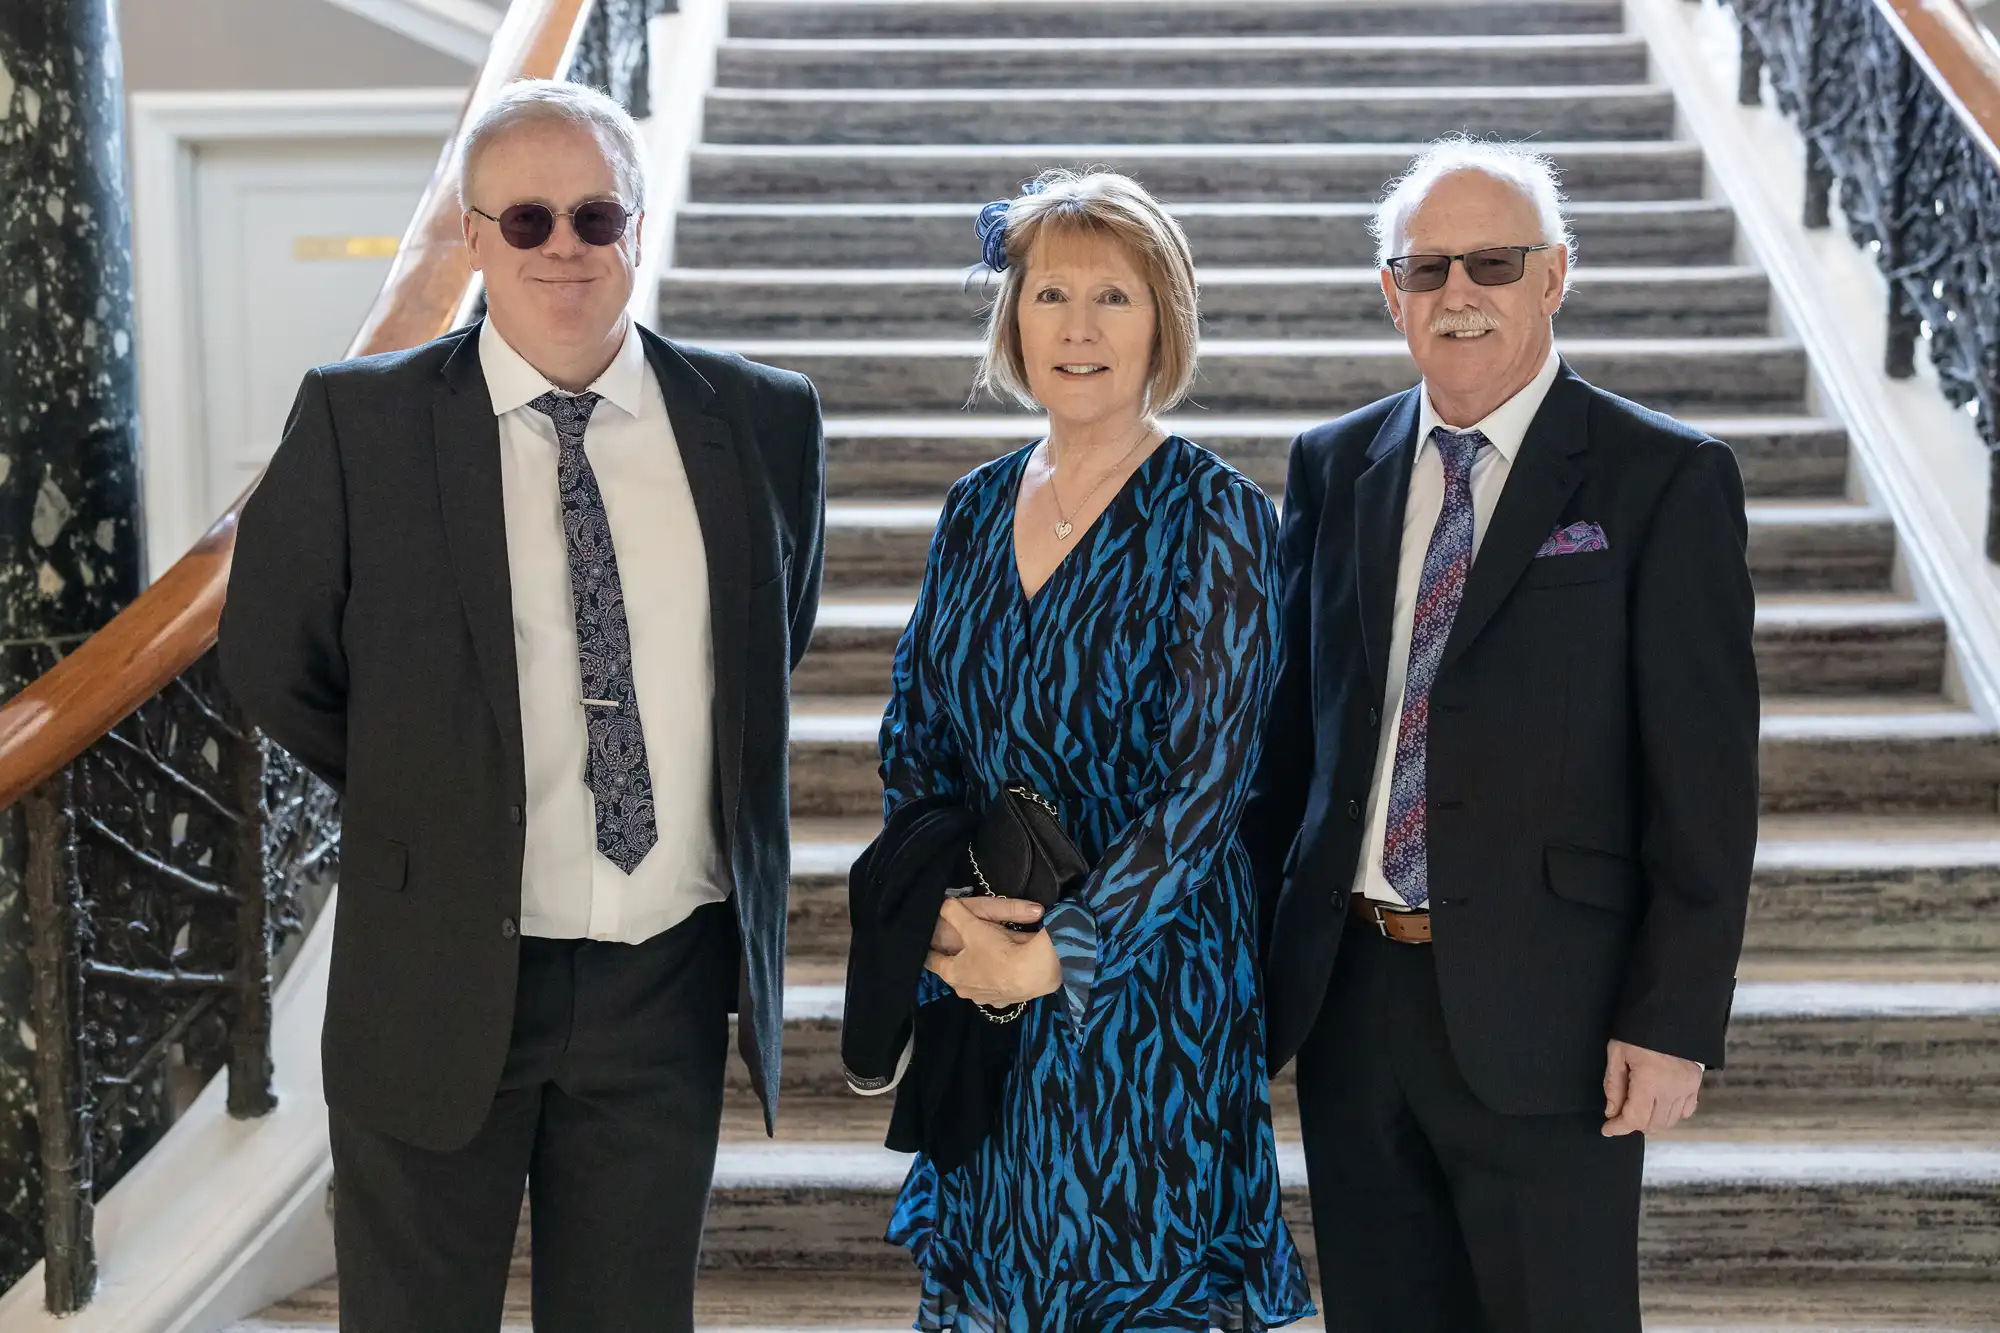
left=975, top=199, right=1013, bottom=272
left=975, top=177, right=1050, bottom=273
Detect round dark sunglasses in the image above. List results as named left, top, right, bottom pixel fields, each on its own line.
left=469, top=199, right=634, bottom=249
left=1386, top=245, right=1553, bottom=293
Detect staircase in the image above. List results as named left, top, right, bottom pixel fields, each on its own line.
left=243, top=0, right=2000, bottom=1327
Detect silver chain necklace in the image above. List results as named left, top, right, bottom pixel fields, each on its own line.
left=1042, top=422, right=1158, bottom=541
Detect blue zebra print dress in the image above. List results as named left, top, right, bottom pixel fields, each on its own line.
left=878, top=435, right=1314, bottom=1331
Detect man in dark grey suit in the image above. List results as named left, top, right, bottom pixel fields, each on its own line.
left=220, top=78, right=824, bottom=1332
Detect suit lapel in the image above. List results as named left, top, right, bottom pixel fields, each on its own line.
left=434, top=326, right=527, bottom=792
left=1439, top=363, right=1592, bottom=672
left=640, top=326, right=750, bottom=846
left=1354, top=390, right=1422, bottom=707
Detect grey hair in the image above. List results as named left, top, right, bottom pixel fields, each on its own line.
left=457, top=79, right=646, bottom=211
left=1370, top=136, right=1574, bottom=269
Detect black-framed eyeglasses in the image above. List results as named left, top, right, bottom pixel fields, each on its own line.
left=469, top=199, right=635, bottom=250
left=1386, top=245, right=1554, bottom=292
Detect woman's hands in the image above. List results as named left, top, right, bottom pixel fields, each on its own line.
left=926, top=897, right=1062, bottom=1008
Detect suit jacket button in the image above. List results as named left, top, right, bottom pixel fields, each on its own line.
left=507, top=804, right=523, bottom=826
left=1367, top=708, right=1380, bottom=728
left=1347, top=800, right=1362, bottom=820
left=501, top=918, right=518, bottom=940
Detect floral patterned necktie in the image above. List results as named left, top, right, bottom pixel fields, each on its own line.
left=1382, top=426, right=1488, bottom=909
left=529, top=390, right=657, bottom=875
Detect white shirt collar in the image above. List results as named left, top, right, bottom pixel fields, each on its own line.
left=1417, top=345, right=1563, bottom=464
left=478, top=317, right=649, bottom=420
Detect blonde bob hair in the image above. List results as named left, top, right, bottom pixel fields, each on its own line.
left=974, top=170, right=1200, bottom=413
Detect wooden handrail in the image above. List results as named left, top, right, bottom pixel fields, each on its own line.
left=0, top=0, right=590, bottom=812
left=1879, top=0, right=2000, bottom=171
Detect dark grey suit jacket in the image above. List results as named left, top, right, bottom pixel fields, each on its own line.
left=1244, top=362, right=1758, bottom=1115
left=219, top=321, right=824, bottom=1151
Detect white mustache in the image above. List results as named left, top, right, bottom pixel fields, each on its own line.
left=1429, top=309, right=1501, bottom=335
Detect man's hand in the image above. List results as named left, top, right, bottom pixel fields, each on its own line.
left=1602, top=1039, right=1703, bottom=1136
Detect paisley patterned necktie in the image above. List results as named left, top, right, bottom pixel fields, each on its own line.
left=529, top=390, right=657, bottom=875
left=1382, top=426, right=1489, bottom=909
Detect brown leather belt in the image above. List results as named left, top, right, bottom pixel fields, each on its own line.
left=1349, top=893, right=1433, bottom=944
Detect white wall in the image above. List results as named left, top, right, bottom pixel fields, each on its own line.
left=118, top=0, right=475, bottom=93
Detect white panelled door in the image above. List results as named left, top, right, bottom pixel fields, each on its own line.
left=189, top=138, right=436, bottom=546
left=130, top=90, right=462, bottom=576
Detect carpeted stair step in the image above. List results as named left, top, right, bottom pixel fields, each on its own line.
left=722, top=1085, right=2000, bottom=1147
left=660, top=266, right=1773, bottom=340
left=714, top=33, right=1655, bottom=91
left=1750, top=815, right=2000, bottom=953
left=788, top=696, right=2000, bottom=818
left=238, top=1273, right=2000, bottom=1331
left=784, top=814, right=2000, bottom=963
left=683, top=1141, right=2000, bottom=1281
left=725, top=0, right=1630, bottom=41
left=687, top=141, right=1708, bottom=205
left=813, top=415, right=1850, bottom=500
left=723, top=337, right=1809, bottom=415
left=796, top=594, right=1943, bottom=698
left=735, top=977, right=2000, bottom=1111
left=672, top=200, right=1741, bottom=269
left=812, top=498, right=1890, bottom=595
left=701, top=84, right=1680, bottom=147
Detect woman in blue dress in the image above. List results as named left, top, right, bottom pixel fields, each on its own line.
left=876, top=169, right=1313, bottom=1331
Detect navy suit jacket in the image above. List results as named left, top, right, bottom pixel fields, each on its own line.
left=1243, top=361, right=1759, bottom=1114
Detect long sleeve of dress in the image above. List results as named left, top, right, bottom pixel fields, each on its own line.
left=1042, top=475, right=1281, bottom=1026
left=881, top=484, right=971, bottom=1012
left=881, top=481, right=969, bottom=816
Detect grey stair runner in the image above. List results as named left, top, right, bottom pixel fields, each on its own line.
left=700, top=84, right=1681, bottom=145
left=725, top=0, right=1630, bottom=40
left=809, top=414, right=1850, bottom=497
left=784, top=816, right=2000, bottom=959
left=660, top=266, right=1775, bottom=339
left=733, top=980, right=2000, bottom=1104
left=689, top=141, right=1710, bottom=203
left=714, top=34, right=1655, bottom=90
left=735, top=337, right=1810, bottom=413
left=674, top=199, right=1742, bottom=268
left=796, top=594, right=1950, bottom=697
left=789, top=696, right=2000, bottom=818
left=250, top=0, right=2000, bottom=1326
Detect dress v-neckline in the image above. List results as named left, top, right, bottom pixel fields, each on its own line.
left=1010, top=436, right=1175, bottom=606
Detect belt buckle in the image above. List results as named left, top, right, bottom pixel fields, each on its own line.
left=1368, top=901, right=1392, bottom=938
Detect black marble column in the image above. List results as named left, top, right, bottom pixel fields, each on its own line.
left=0, top=0, right=144, bottom=1290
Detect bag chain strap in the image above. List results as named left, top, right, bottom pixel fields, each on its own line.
left=964, top=786, right=1060, bottom=1025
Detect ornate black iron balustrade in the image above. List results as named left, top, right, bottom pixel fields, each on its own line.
left=21, top=650, right=338, bottom=1313
left=570, top=0, right=679, bottom=117
left=1724, top=0, right=2000, bottom=553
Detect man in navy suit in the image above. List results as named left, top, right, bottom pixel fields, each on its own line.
left=1245, top=138, right=1759, bottom=1332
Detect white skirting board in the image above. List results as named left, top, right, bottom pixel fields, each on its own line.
left=0, top=892, right=340, bottom=1333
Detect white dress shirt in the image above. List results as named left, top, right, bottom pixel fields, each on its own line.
left=482, top=319, right=728, bottom=943
left=1354, top=347, right=1563, bottom=907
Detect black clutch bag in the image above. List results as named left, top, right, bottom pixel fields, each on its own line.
left=960, top=786, right=1090, bottom=1020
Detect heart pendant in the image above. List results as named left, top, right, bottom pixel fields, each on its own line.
left=1054, top=520, right=1074, bottom=540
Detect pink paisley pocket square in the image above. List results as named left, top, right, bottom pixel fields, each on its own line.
left=1536, top=521, right=1609, bottom=558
